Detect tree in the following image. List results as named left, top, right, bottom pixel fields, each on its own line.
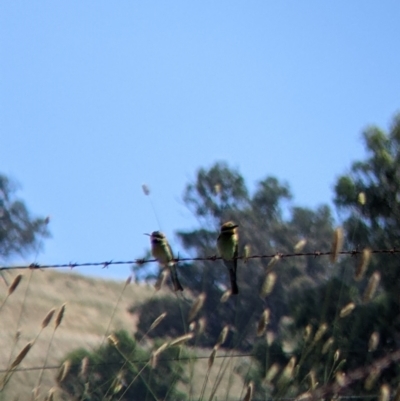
left=0, top=173, right=50, bottom=260
left=134, top=162, right=335, bottom=350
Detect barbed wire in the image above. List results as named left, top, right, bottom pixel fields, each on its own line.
left=1, top=248, right=400, bottom=272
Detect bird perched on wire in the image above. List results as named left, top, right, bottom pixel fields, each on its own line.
left=146, top=231, right=183, bottom=291
left=217, top=221, right=239, bottom=295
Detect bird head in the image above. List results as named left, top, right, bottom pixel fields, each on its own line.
left=220, top=221, right=238, bottom=233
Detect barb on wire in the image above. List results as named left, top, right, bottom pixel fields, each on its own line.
left=0, top=248, right=399, bottom=272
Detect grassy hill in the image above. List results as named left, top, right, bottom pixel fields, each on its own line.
left=0, top=268, right=245, bottom=400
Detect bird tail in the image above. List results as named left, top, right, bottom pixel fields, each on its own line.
left=169, top=264, right=184, bottom=291
left=228, top=268, right=239, bottom=295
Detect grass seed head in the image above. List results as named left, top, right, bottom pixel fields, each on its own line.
left=294, top=239, right=307, bottom=252
left=358, top=192, right=366, bottom=205
left=208, top=347, right=217, bottom=370
left=363, top=271, right=381, bottom=303
left=220, top=290, right=231, bottom=303
left=313, top=323, right=328, bottom=343
left=355, top=248, right=371, bottom=281
left=368, top=331, right=380, bottom=352
left=215, top=325, right=229, bottom=349
left=256, top=309, right=270, bottom=337
left=188, top=292, right=206, bottom=322
left=169, top=333, right=194, bottom=347
left=58, top=360, right=71, bottom=383
left=197, top=317, right=206, bottom=335
left=55, top=303, right=66, bottom=329
left=149, top=312, right=167, bottom=332
left=265, top=363, right=280, bottom=383
left=330, top=227, right=344, bottom=263
left=308, top=369, right=318, bottom=390
left=10, top=341, right=32, bottom=370
left=80, top=356, right=89, bottom=379
left=260, top=272, right=277, bottom=297
left=242, top=381, right=254, bottom=401
left=335, top=371, right=346, bottom=387
left=267, top=255, right=280, bottom=271
left=322, top=337, right=334, bottom=354
left=364, top=367, right=381, bottom=390
left=339, top=302, right=356, bottom=318
left=243, top=244, right=250, bottom=263
left=8, top=274, right=23, bottom=296
left=41, top=308, right=56, bottom=329
left=333, top=349, right=340, bottom=363
left=303, top=324, right=313, bottom=343
left=379, top=384, right=390, bottom=401
left=107, top=333, right=119, bottom=347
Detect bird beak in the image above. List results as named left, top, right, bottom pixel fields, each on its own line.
left=144, top=233, right=151, bottom=236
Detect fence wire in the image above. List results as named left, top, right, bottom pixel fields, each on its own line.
left=1, top=247, right=400, bottom=271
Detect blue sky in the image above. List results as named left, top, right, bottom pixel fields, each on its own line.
left=1, top=2, right=399, bottom=280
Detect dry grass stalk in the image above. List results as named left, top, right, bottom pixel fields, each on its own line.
left=322, top=337, right=334, bottom=354
left=149, top=312, right=167, bottom=332
left=260, top=272, right=277, bottom=297
left=55, top=303, right=66, bottom=329
left=294, top=239, right=307, bottom=252
left=330, top=227, right=343, bottom=263
left=243, top=244, right=250, bottom=263
left=363, top=271, right=381, bottom=303
left=80, top=356, right=89, bottom=379
left=188, top=292, right=206, bottom=322
left=313, top=323, right=328, bottom=343
left=41, top=308, right=56, bottom=329
left=355, top=248, right=371, bottom=281
left=267, top=255, right=280, bottom=271
left=215, top=325, right=229, bottom=349
left=264, top=363, right=280, bottom=383
left=208, top=347, right=217, bottom=369
left=379, top=384, right=390, bottom=401
left=256, top=309, right=270, bottom=337
left=142, top=184, right=150, bottom=196
left=242, top=381, right=254, bottom=401
left=154, top=270, right=168, bottom=291
left=339, top=302, right=356, bottom=318
left=220, top=290, right=231, bottom=303
left=169, top=333, right=194, bottom=347
left=8, top=274, right=23, bottom=295
left=10, top=341, right=32, bottom=370
left=368, top=332, right=380, bottom=352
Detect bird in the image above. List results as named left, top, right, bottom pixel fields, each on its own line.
left=217, top=221, right=239, bottom=295
left=146, top=231, right=183, bottom=291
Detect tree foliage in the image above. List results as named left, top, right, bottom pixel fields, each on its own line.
left=0, top=174, right=49, bottom=259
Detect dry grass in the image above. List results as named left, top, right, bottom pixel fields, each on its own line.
left=0, top=269, right=245, bottom=400
left=0, top=269, right=153, bottom=399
